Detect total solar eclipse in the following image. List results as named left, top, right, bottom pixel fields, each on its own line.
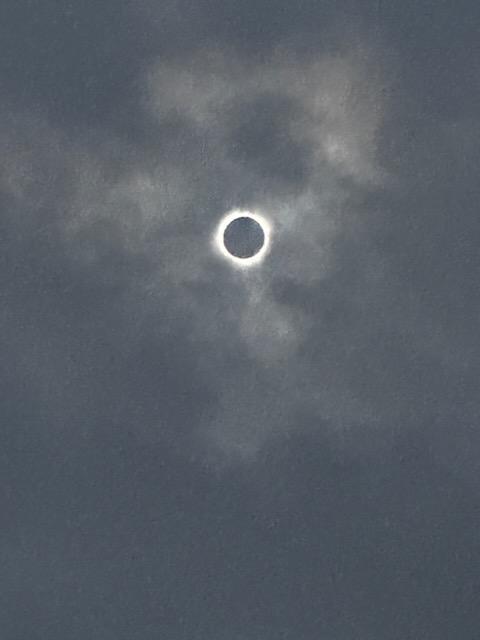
left=215, top=210, right=271, bottom=267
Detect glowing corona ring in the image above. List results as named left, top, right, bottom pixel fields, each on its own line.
left=214, top=209, right=271, bottom=267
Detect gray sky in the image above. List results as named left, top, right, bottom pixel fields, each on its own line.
left=1, top=1, right=480, bottom=638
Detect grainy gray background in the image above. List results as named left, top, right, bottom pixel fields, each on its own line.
left=1, top=1, right=479, bottom=637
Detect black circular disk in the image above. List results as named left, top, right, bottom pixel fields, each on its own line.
left=223, top=217, right=265, bottom=259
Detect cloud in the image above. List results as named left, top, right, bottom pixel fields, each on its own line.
left=2, top=2, right=480, bottom=638
left=0, top=35, right=393, bottom=461
left=0, top=4, right=479, bottom=473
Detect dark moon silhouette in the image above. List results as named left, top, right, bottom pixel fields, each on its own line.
left=223, top=216, right=265, bottom=259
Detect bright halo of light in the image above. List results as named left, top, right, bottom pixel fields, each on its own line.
left=214, top=209, right=271, bottom=268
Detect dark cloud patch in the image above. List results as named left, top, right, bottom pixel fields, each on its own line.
left=224, top=92, right=313, bottom=192
left=2, top=425, right=480, bottom=638
left=139, top=0, right=356, bottom=55
left=0, top=0, right=150, bottom=125
left=376, top=0, right=480, bottom=120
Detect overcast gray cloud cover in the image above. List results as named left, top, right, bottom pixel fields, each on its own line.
left=1, top=1, right=480, bottom=638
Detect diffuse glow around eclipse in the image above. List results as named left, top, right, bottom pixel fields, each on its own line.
left=214, top=209, right=272, bottom=267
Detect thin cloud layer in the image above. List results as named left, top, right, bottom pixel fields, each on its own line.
left=1, top=29, right=479, bottom=464
left=1, top=40, right=392, bottom=459
left=1, top=1, right=480, bottom=637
